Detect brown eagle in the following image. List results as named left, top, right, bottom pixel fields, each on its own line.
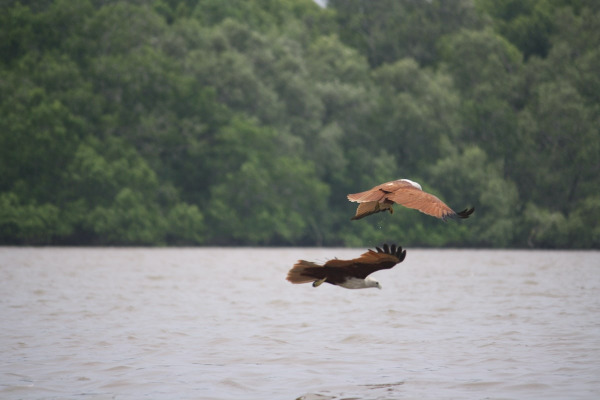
left=347, top=178, right=474, bottom=221
left=286, top=244, right=406, bottom=289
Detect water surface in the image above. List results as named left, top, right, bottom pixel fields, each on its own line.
left=1, top=247, right=599, bottom=399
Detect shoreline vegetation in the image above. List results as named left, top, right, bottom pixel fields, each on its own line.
left=1, top=0, right=599, bottom=248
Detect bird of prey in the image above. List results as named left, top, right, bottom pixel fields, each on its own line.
left=286, top=244, right=406, bottom=289
left=347, top=178, right=474, bottom=221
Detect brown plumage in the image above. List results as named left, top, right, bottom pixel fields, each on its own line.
left=347, top=178, right=474, bottom=221
left=286, top=244, right=406, bottom=289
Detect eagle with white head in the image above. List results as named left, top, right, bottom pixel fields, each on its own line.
left=347, top=178, right=474, bottom=221
left=286, top=244, right=406, bottom=289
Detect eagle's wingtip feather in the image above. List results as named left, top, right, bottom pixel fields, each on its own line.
left=456, top=207, right=475, bottom=219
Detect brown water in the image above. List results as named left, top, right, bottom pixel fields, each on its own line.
left=1, top=247, right=599, bottom=399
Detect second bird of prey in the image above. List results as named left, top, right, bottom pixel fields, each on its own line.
left=347, top=178, right=474, bottom=222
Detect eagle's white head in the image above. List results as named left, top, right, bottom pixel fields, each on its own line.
left=340, top=276, right=382, bottom=289
left=366, top=277, right=382, bottom=289
left=400, top=178, right=422, bottom=190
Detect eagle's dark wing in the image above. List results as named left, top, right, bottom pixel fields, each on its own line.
left=324, top=244, right=406, bottom=279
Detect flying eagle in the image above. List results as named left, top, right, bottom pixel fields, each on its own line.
left=286, top=244, right=406, bottom=289
left=347, top=178, right=474, bottom=221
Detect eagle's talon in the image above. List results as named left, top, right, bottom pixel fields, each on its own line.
left=312, top=277, right=327, bottom=287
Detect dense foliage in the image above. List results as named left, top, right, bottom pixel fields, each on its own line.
left=1, top=0, right=599, bottom=248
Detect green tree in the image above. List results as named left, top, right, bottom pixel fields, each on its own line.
left=0, top=2, right=35, bottom=65
left=0, top=84, right=85, bottom=202
left=205, top=117, right=329, bottom=245
left=330, top=0, right=482, bottom=67
left=86, top=188, right=167, bottom=245
left=1, top=0, right=599, bottom=248
left=475, top=0, right=556, bottom=59
left=428, top=146, right=519, bottom=247
left=166, top=202, right=205, bottom=245
left=439, top=28, right=523, bottom=175
left=516, top=80, right=599, bottom=215
left=189, top=0, right=336, bottom=39
left=370, top=58, right=463, bottom=172
left=61, top=136, right=205, bottom=245
left=0, top=192, right=69, bottom=244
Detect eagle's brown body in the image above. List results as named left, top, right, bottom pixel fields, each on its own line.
left=286, top=244, right=406, bottom=289
left=347, top=179, right=474, bottom=221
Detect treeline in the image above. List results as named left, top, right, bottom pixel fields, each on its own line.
left=1, top=0, right=599, bottom=248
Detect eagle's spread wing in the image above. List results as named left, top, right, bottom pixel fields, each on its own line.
left=324, top=243, right=406, bottom=279
left=386, top=187, right=457, bottom=220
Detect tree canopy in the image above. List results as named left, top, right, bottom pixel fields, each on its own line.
left=1, top=0, right=598, bottom=248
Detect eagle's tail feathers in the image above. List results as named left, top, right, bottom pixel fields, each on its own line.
left=286, top=260, right=325, bottom=284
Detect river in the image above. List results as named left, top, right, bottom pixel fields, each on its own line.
left=1, top=247, right=599, bottom=399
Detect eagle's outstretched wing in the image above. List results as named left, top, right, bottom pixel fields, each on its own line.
left=324, top=243, right=406, bottom=279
